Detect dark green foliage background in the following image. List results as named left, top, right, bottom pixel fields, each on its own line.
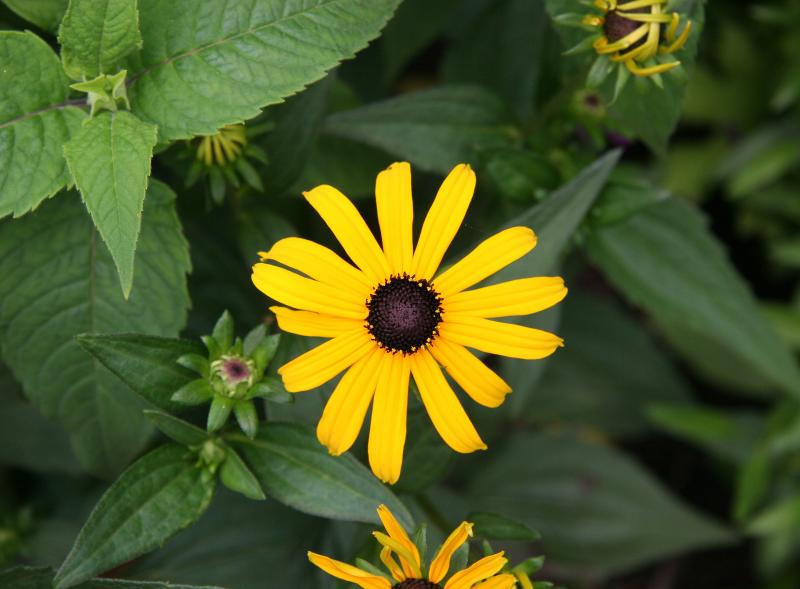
left=1, top=1, right=799, bottom=588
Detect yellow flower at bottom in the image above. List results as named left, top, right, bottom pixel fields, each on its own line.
left=251, top=162, right=567, bottom=483
left=308, top=505, right=517, bottom=589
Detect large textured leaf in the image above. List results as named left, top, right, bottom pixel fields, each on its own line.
left=55, top=445, right=217, bottom=589
left=468, top=431, right=734, bottom=576
left=586, top=198, right=800, bottom=398
left=0, top=31, right=85, bottom=218
left=77, top=334, right=204, bottom=413
left=125, top=0, right=402, bottom=141
left=231, top=423, right=414, bottom=528
left=528, top=293, right=691, bottom=436
left=323, top=85, right=519, bottom=174
left=64, top=111, right=158, bottom=297
left=442, top=0, right=548, bottom=120
left=58, top=0, right=142, bottom=79
left=131, top=490, right=321, bottom=589
left=2, top=0, right=68, bottom=32
left=0, top=181, right=191, bottom=476
left=1, top=566, right=222, bottom=589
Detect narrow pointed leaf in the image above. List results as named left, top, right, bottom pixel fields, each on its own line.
left=220, top=447, right=266, bottom=500
left=144, top=410, right=209, bottom=446
left=64, top=111, right=158, bottom=297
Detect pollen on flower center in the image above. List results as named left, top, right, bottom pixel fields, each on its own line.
left=603, top=8, right=648, bottom=48
left=366, top=274, right=443, bottom=354
left=393, top=580, right=443, bottom=589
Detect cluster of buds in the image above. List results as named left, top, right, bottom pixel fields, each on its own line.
left=170, top=311, right=289, bottom=438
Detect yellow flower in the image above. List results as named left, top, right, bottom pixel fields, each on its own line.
left=251, top=162, right=566, bottom=483
left=308, top=505, right=517, bottom=589
left=584, top=0, right=692, bottom=77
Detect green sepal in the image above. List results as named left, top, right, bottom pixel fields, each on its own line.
left=212, top=310, right=235, bottom=351
left=587, top=55, right=612, bottom=89
left=235, top=157, right=263, bottom=191
left=208, top=395, right=235, bottom=433
left=355, top=559, right=394, bottom=582
left=611, top=66, right=630, bottom=105
left=412, top=523, right=427, bottom=571
left=234, top=400, right=259, bottom=439
left=143, top=409, right=208, bottom=446
left=209, top=167, right=226, bottom=205
left=70, top=70, right=130, bottom=117
left=244, top=326, right=280, bottom=373
left=249, top=377, right=293, bottom=404
left=172, top=378, right=215, bottom=405
left=451, top=538, right=469, bottom=573
left=563, top=35, right=598, bottom=56
left=220, top=446, right=266, bottom=500
left=177, top=353, right=210, bottom=377
left=202, top=334, right=222, bottom=361
left=553, top=13, right=594, bottom=28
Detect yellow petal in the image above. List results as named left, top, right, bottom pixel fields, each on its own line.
left=307, top=552, right=392, bottom=589
left=443, top=277, right=567, bottom=318
left=368, top=354, right=411, bottom=485
left=317, top=348, right=383, bottom=455
left=373, top=532, right=422, bottom=579
left=429, top=338, right=510, bottom=408
left=444, top=553, right=508, bottom=589
left=411, top=164, right=476, bottom=280
left=304, top=184, right=390, bottom=285
left=476, top=574, right=518, bottom=589
left=271, top=306, right=364, bottom=338
left=433, top=227, right=536, bottom=298
left=376, top=162, right=414, bottom=274
left=440, top=315, right=563, bottom=360
left=410, top=350, right=487, bottom=453
left=380, top=546, right=407, bottom=582
left=377, top=504, right=421, bottom=578
left=252, top=263, right=366, bottom=320
left=278, top=329, right=373, bottom=392
left=260, top=237, right=373, bottom=297
left=428, top=521, right=474, bottom=583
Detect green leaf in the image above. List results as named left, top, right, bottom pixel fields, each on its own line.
left=210, top=310, right=234, bottom=352
left=233, top=400, right=258, bottom=439
left=749, top=495, right=800, bottom=536
left=172, top=378, right=215, bottom=406
left=143, top=410, right=209, bottom=446
left=0, top=181, right=191, bottom=476
left=64, top=111, right=158, bottom=297
left=130, top=490, right=321, bottom=589
left=323, top=85, right=519, bottom=174
left=467, top=431, right=734, bottom=576
left=125, top=0, right=402, bottom=141
left=58, top=0, right=142, bottom=80
left=207, top=396, right=234, bottom=433
left=220, top=446, right=265, bottom=500
left=54, top=444, right=216, bottom=589
left=0, top=565, right=223, bottom=589
left=441, top=0, right=548, bottom=120
left=2, top=0, right=68, bottom=32
left=489, top=151, right=621, bottom=415
left=528, top=293, right=691, bottom=436
left=0, top=31, right=86, bottom=218
left=586, top=198, right=800, bottom=398
left=230, top=422, right=413, bottom=528
left=76, top=334, right=204, bottom=413
left=394, top=410, right=452, bottom=494
left=468, top=512, right=541, bottom=542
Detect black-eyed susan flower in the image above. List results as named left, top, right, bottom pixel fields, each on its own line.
left=251, top=162, right=567, bottom=483
left=308, top=505, right=517, bottom=589
left=580, top=0, right=692, bottom=78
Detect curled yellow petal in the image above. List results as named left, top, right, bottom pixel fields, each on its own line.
left=444, top=553, right=508, bottom=589
left=308, top=552, right=392, bottom=589
left=428, top=521, right=474, bottom=583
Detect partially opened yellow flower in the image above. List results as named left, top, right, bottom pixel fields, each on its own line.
left=251, top=162, right=566, bottom=483
left=308, top=505, right=516, bottom=589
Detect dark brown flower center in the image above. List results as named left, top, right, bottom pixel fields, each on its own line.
left=393, top=580, right=443, bottom=589
left=366, top=274, right=443, bottom=354
left=603, top=8, right=648, bottom=50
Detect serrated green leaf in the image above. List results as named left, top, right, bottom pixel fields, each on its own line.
left=2, top=0, right=68, bottom=32
left=323, top=85, right=519, bottom=174
left=64, top=111, right=158, bottom=297
left=0, top=181, right=190, bottom=476
left=143, top=410, right=208, bottom=446
left=54, top=444, right=216, bottom=589
left=58, top=0, right=142, bottom=80
left=468, top=431, right=734, bottom=576
left=125, top=0, right=402, bottom=141
left=0, top=565, right=223, bottom=589
left=0, top=31, right=86, bottom=218
left=586, top=198, right=800, bottom=398
left=76, top=334, right=204, bottom=413
left=220, top=446, right=265, bottom=500
left=230, top=422, right=413, bottom=528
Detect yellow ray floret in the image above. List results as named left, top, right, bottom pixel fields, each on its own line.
left=251, top=162, right=566, bottom=484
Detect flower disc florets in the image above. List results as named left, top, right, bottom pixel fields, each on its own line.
left=366, top=274, right=443, bottom=354
left=603, top=7, right=648, bottom=50
left=211, top=354, right=255, bottom=397
left=393, top=581, right=443, bottom=589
